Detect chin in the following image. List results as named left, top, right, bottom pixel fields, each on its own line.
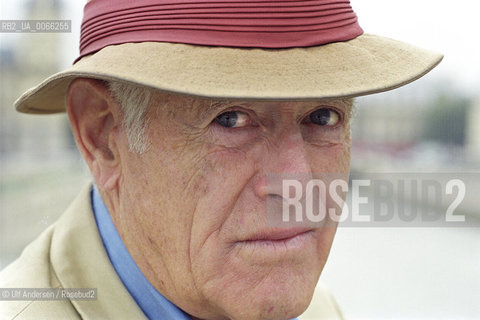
left=216, top=266, right=320, bottom=320
left=225, top=290, right=314, bottom=320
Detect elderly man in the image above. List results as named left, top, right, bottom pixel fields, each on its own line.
left=0, top=0, right=442, bottom=319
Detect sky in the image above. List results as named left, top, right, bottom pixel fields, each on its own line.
left=1, top=0, right=479, bottom=96
left=352, top=0, right=480, bottom=95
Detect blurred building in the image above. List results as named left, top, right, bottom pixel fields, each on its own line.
left=0, top=0, right=75, bottom=171
left=350, top=82, right=473, bottom=171
left=351, top=84, right=427, bottom=171
left=466, top=96, right=480, bottom=162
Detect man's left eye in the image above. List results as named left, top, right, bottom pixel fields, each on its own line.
left=215, top=111, right=250, bottom=128
left=309, top=108, right=340, bottom=126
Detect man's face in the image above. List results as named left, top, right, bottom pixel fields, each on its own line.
left=114, top=92, right=352, bottom=320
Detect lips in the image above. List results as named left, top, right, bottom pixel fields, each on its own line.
left=241, top=227, right=313, bottom=242
left=233, top=227, right=316, bottom=262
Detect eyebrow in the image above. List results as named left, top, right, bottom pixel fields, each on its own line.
left=194, top=99, right=251, bottom=121
left=331, top=98, right=354, bottom=117
left=187, top=96, right=354, bottom=123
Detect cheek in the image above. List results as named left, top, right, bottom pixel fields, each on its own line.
left=188, top=146, right=254, bottom=251
left=308, top=142, right=351, bottom=174
left=119, top=142, right=251, bottom=310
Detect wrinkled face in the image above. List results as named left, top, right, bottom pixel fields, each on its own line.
left=115, top=93, right=352, bottom=320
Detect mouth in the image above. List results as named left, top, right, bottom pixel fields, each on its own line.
left=234, top=228, right=315, bottom=258
left=243, top=227, right=313, bottom=242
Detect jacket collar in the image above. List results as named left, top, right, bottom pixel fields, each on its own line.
left=49, top=184, right=147, bottom=319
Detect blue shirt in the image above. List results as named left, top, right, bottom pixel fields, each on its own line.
left=92, top=185, right=298, bottom=320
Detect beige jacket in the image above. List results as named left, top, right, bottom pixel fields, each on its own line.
left=0, top=185, right=343, bottom=319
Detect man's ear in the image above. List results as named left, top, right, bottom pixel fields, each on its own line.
left=67, top=78, right=122, bottom=190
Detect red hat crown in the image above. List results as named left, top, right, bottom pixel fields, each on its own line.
left=79, top=0, right=363, bottom=62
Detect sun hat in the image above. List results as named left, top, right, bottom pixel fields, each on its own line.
left=15, top=0, right=443, bottom=114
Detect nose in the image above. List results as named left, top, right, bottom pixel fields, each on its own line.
left=253, top=131, right=313, bottom=200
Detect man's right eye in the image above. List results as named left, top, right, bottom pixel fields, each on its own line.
left=215, top=111, right=250, bottom=128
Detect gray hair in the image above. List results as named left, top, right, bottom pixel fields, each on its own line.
left=108, top=81, right=152, bottom=153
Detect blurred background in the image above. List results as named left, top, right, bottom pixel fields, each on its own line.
left=1, top=0, right=479, bottom=319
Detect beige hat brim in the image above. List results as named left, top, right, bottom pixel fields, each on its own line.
left=15, top=33, right=442, bottom=114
